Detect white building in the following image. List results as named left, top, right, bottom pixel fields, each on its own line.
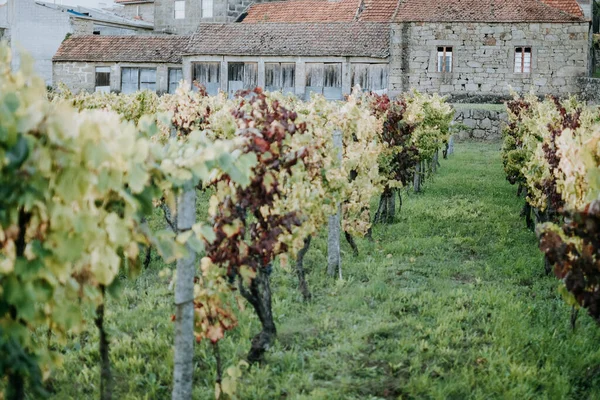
left=2, top=0, right=152, bottom=85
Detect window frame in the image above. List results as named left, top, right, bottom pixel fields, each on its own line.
left=350, top=63, right=388, bottom=92
left=95, top=66, right=111, bottom=93
left=514, top=46, right=532, bottom=74
left=305, top=62, right=342, bottom=100
left=139, top=68, right=157, bottom=92
left=174, top=0, right=185, bottom=19
left=265, top=62, right=296, bottom=92
left=120, top=67, right=157, bottom=94
left=192, top=62, right=221, bottom=95
left=202, top=0, right=213, bottom=18
left=437, top=46, right=453, bottom=73
left=168, top=68, right=183, bottom=94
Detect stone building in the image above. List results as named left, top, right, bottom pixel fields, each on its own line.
left=3, top=0, right=152, bottom=85
left=153, top=0, right=281, bottom=34
left=389, top=0, right=591, bottom=101
left=53, top=35, right=186, bottom=94
left=53, top=0, right=593, bottom=102
left=182, top=23, right=389, bottom=98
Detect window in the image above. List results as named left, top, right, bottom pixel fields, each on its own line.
left=121, top=67, right=156, bottom=94
left=168, top=68, right=183, bottom=94
left=514, top=47, right=532, bottom=74
left=174, top=0, right=185, bottom=19
left=202, top=0, right=213, bottom=18
left=265, top=63, right=295, bottom=93
left=95, top=66, right=110, bottom=93
left=351, top=64, right=388, bottom=92
left=305, top=63, right=342, bottom=100
left=227, top=62, right=257, bottom=96
left=139, top=68, right=157, bottom=91
left=437, top=46, right=453, bottom=73
left=192, top=62, right=220, bottom=95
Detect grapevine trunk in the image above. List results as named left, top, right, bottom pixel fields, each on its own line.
left=239, top=267, right=276, bottom=364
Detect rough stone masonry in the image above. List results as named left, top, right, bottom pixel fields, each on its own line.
left=389, top=22, right=590, bottom=102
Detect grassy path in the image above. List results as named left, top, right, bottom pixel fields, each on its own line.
left=53, top=142, right=600, bottom=399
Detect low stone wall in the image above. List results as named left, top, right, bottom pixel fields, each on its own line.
left=579, top=77, right=600, bottom=104
left=452, top=104, right=507, bottom=141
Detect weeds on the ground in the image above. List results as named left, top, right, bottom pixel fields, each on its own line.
left=45, top=142, right=600, bottom=400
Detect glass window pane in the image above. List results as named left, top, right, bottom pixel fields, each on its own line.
left=305, top=63, right=324, bottom=88
left=281, top=63, right=295, bottom=88
left=95, top=67, right=110, bottom=88
left=243, top=63, right=258, bottom=89
left=265, top=63, right=281, bottom=88
left=139, top=68, right=156, bottom=92
left=228, top=63, right=244, bottom=82
left=352, top=64, right=368, bottom=90
left=121, top=67, right=139, bottom=94
left=324, top=63, right=341, bottom=88
left=175, top=1, right=185, bottom=19
left=202, top=0, right=213, bottom=18
left=169, top=68, right=183, bottom=94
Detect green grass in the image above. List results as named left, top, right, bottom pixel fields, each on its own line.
left=46, top=142, right=600, bottom=399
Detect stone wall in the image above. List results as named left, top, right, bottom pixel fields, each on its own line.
left=154, top=0, right=229, bottom=34
left=453, top=105, right=507, bottom=141
left=154, top=0, right=282, bottom=34
left=389, top=22, right=590, bottom=101
left=578, top=77, right=600, bottom=104
left=53, top=61, right=181, bottom=94
left=111, top=2, right=155, bottom=23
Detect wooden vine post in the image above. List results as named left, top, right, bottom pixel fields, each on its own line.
left=172, top=186, right=197, bottom=400
left=327, top=131, right=343, bottom=279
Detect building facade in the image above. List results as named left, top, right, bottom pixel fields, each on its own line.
left=389, top=0, right=591, bottom=101
left=52, top=0, right=593, bottom=102
left=112, top=0, right=155, bottom=23
left=153, top=0, right=281, bottom=34
left=53, top=35, right=186, bottom=94
left=3, top=0, right=152, bottom=85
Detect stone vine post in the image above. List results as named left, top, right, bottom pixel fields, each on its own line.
left=172, top=185, right=197, bottom=400
left=413, top=161, right=421, bottom=193
left=327, top=131, right=343, bottom=279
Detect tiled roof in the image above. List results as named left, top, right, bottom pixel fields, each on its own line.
left=115, top=0, right=154, bottom=4
left=53, top=35, right=187, bottom=63
left=360, top=0, right=399, bottom=22
left=243, top=0, right=358, bottom=23
left=242, top=0, right=398, bottom=23
left=393, top=0, right=586, bottom=22
left=244, top=0, right=585, bottom=23
left=185, top=23, right=390, bottom=58
left=540, top=0, right=584, bottom=17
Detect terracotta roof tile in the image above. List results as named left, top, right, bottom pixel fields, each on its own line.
left=360, top=0, right=399, bottom=22
left=243, top=0, right=358, bottom=23
left=243, top=0, right=398, bottom=23
left=185, top=23, right=390, bottom=58
left=53, top=35, right=187, bottom=63
left=393, top=0, right=586, bottom=22
left=244, top=0, right=585, bottom=23
left=540, top=0, right=584, bottom=17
